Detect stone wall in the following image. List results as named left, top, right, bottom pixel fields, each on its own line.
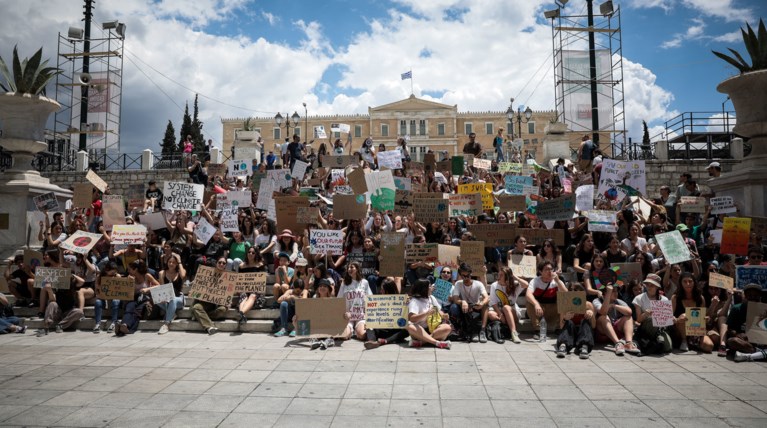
left=42, top=170, right=189, bottom=195
left=643, top=159, right=739, bottom=199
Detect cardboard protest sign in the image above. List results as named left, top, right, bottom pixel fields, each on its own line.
left=227, top=190, right=252, bottom=208
left=291, top=159, right=309, bottom=180
left=721, top=217, right=751, bottom=255
left=449, top=193, right=482, bottom=217
left=365, top=294, right=409, bottom=329
left=405, top=243, right=439, bottom=264
left=596, top=159, right=646, bottom=203
left=219, top=201, right=239, bottom=233
left=148, top=283, right=175, bottom=304
left=393, top=176, right=411, bottom=192
left=679, top=196, right=707, bottom=213
left=557, top=291, right=587, bottom=314
left=468, top=224, right=517, bottom=247
left=436, top=159, right=450, bottom=172
left=394, top=190, right=413, bottom=215
left=433, top=278, right=453, bottom=303
left=34, top=267, right=71, bottom=289
left=309, top=229, right=344, bottom=255
left=189, top=265, right=234, bottom=307
left=746, top=302, right=767, bottom=345
left=651, top=300, right=674, bottom=327
left=587, top=210, right=618, bottom=233
left=296, top=206, right=318, bottom=225
left=749, top=216, right=767, bottom=239
left=498, top=195, right=526, bottom=212
left=73, top=183, right=94, bottom=209
left=86, top=170, right=108, bottom=193
left=460, top=241, right=485, bottom=272
left=267, top=169, right=293, bottom=190
left=509, top=254, right=537, bottom=278
left=33, top=192, right=58, bottom=212
left=451, top=156, right=464, bottom=175
left=111, top=224, right=147, bottom=245
left=333, top=193, right=368, bottom=220
left=611, top=262, right=642, bottom=285
left=710, top=229, right=722, bottom=244
left=655, top=230, right=692, bottom=265
left=685, top=307, right=706, bottom=336
left=534, top=194, right=576, bottom=221
left=379, top=232, right=406, bottom=277
left=231, top=271, right=268, bottom=294
left=736, top=266, right=767, bottom=289
left=498, top=162, right=522, bottom=174
left=377, top=150, right=402, bottom=169
left=347, top=167, right=369, bottom=194
left=295, top=298, right=347, bottom=337
left=194, top=217, right=216, bottom=245
left=709, top=272, right=734, bottom=291
left=162, top=182, right=204, bottom=211
left=102, top=196, right=125, bottom=229
left=138, top=212, right=166, bottom=231
left=321, top=154, right=356, bottom=169
left=228, top=159, right=252, bottom=177
left=96, top=276, right=135, bottom=300
left=423, top=153, right=436, bottom=172
left=710, top=196, right=737, bottom=214
left=331, top=123, right=350, bottom=133
left=413, top=197, right=449, bottom=223
left=59, top=230, right=103, bottom=255
left=23, top=249, right=44, bottom=269
left=365, top=170, right=396, bottom=212
left=275, top=196, right=310, bottom=234
left=458, top=183, right=493, bottom=210
left=473, top=158, right=492, bottom=170
left=505, top=175, right=534, bottom=195
left=207, top=163, right=227, bottom=177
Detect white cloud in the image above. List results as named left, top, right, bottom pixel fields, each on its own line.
left=261, top=11, right=278, bottom=26
left=712, top=30, right=742, bottom=43
left=661, top=18, right=706, bottom=49
left=621, top=58, right=678, bottom=142
left=624, top=0, right=674, bottom=12
left=681, top=0, right=753, bottom=23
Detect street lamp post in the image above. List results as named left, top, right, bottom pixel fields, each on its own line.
left=506, top=98, right=533, bottom=159
left=274, top=111, right=301, bottom=141
left=302, top=103, right=308, bottom=143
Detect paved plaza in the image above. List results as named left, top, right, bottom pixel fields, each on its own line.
left=0, top=332, right=766, bottom=427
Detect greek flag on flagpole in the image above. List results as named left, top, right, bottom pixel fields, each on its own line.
left=401, top=70, right=412, bottom=80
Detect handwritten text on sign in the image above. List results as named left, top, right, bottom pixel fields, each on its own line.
left=309, top=229, right=344, bottom=255
left=163, top=182, right=204, bottom=211
left=111, top=224, right=147, bottom=245
left=97, top=276, right=135, bottom=301
left=189, top=265, right=234, bottom=307
left=651, top=300, right=674, bottom=327
left=34, top=267, right=71, bottom=289
left=365, top=294, right=409, bottom=329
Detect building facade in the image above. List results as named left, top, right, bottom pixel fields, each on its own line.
left=221, top=95, right=560, bottom=163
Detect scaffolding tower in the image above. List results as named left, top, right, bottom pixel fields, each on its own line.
left=548, top=1, right=626, bottom=157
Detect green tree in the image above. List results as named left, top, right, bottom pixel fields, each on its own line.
left=178, top=102, right=192, bottom=152
left=642, top=120, right=650, bottom=146
left=191, top=93, right=205, bottom=152
left=161, top=120, right=176, bottom=156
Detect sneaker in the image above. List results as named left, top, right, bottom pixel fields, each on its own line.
left=556, top=344, right=567, bottom=358
left=436, top=341, right=451, bottom=350
left=238, top=311, right=247, bottom=325
left=310, top=339, right=322, bottom=350
left=158, top=324, right=169, bottom=335
left=625, top=341, right=641, bottom=355
left=322, top=338, right=335, bottom=349
left=615, top=340, right=625, bottom=356
left=207, top=327, right=219, bottom=335
left=273, top=328, right=286, bottom=337
left=533, top=334, right=541, bottom=341
left=734, top=351, right=752, bottom=363
left=107, top=322, right=116, bottom=333
left=92, top=323, right=101, bottom=334
left=118, top=323, right=129, bottom=335
left=364, top=340, right=381, bottom=350
left=717, top=345, right=727, bottom=357
left=409, top=339, right=423, bottom=348
left=471, top=333, right=479, bottom=343
left=579, top=344, right=590, bottom=359
left=55, top=324, right=63, bottom=333
left=679, top=340, right=689, bottom=352
left=36, top=328, right=47, bottom=337
left=511, top=331, right=522, bottom=344
left=16, top=325, right=27, bottom=334
left=289, top=330, right=296, bottom=338
left=479, top=330, right=488, bottom=343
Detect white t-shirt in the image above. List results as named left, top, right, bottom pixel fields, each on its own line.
left=451, top=279, right=487, bottom=305
left=336, top=279, right=372, bottom=321
left=489, top=282, right=524, bottom=308
left=631, top=293, right=669, bottom=312
left=408, top=295, right=440, bottom=328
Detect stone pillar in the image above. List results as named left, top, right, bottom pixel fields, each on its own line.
left=76, top=150, right=89, bottom=172
left=730, top=137, right=744, bottom=160
left=210, top=147, right=221, bottom=163
left=541, top=122, right=572, bottom=161
left=655, top=140, right=668, bottom=161
left=142, top=149, right=154, bottom=171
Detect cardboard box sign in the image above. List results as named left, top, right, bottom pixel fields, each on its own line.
left=534, top=194, right=576, bottom=222
left=379, top=232, right=406, bottom=278
left=33, top=267, right=71, bottom=289
left=365, top=294, right=409, bottom=329
left=394, top=190, right=413, bottom=215
left=405, top=243, right=459, bottom=266
left=509, top=254, right=537, bottom=278
left=557, top=291, right=587, bottom=314
left=275, top=196, right=310, bottom=234
left=679, top=196, right=707, bottom=213
left=685, top=307, right=706, bottom=336
left=333, top=194, right=368, bottom=220
left=413, top=197, right=449, bottom=223
left=189, top=265, right=235, bottom=307
left=347, top=167, right=369, bottom=194
left=498, top=195, right=526, bottom=212
left=97, top=276, right=135, bottom=301
left=86, top=170, right=108, bottom=193
left=59, top=230, right=103, bottom=255
left=460, top=241, right=485, bottom=272
left=708, top=272, right=734, bottom=291
left=73, top=182, right=94, bottom=209
left=651, top=300, right=674, bottom=327
left=321, top=154, right=357, bottom=169
left=162, top=182, right=204, bottom=211
left=746, top=301, right=767, bottom=345
left=448, top=193, right=482, bottom=217
left=295, top=298, right=348, bottom=337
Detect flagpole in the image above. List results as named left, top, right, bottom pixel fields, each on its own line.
left=410, top=68, right=413, bottom=95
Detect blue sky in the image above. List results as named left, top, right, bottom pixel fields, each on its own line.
left=0, top=0, right=764, bottom=153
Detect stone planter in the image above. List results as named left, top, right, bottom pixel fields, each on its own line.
left=717, top=69, right=767, bottom=156
left=0, top=93, right=60, bottom=171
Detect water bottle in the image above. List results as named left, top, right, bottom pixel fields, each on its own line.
left=539, top=317, right=547, bottom=343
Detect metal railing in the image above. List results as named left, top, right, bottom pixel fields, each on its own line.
left=650, top=111, right=745, bottom=160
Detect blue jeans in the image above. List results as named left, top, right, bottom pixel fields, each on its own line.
left=94, top=299, right=121, bottom=324
left=155, top=295, right=185, bottom=323
left=279, top=301, right=295, bottom=329
left=366, top=275, right=379, bottom=294
left=0, top=316, right=22, bottom=333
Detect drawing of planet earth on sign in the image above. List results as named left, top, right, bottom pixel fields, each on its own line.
left=371, top=188, right=395, bottom=211
left=72, top=236, right=93, bottom=247
left=571, top=296, right=582, bottom=306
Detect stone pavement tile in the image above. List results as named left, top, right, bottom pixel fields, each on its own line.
left=211, top=358, right=245, bottom=369
left=0, top=404, right=30, bottom=423
left=716, top=384, right=767, bottom=401
left=532, top=385, right=586, bottom=400
left=4, top=376, right=49, bottom=390
left=566, top=371, right=615, bottom=385
left=121, top=377, right=176, bottom=394
left=485, top=384, right=536, bottom=400
left=91, top=356, right=138, bottom=367
left=219, top=412, right=280, bottom=428
left=274, top=360, right=320, bottom=371
left=316, top=360, right=358, bottom=372
left=472, top=351, right=513, bottom=361
left=109, top=409, right=177, bottom=428
left=697, top=400, right=767, bottom=418
left=0, top=364, right=43, bottom=376
left=440, top=399, right=494, bottom=417
left=159, top=380, right=215, bottom=395
left=508, top=362, right=560, bottom=373
left=336, top=398, right=390, bottom=416
left=135, top=394, right=198, bottom=410
left=305, top=371, right=353, bottom=385
left=223, top=369, right=272, bottom=383
left=344, top=383, right=394, bottom=399
left=696, top=372, right=758, bottom=386
left=633, top=360, right=682, bottom=373
left=443, top=416, right=500, bottom=428
left=233, top=396, right=292, bottom=414
left=436, top=352, right=474, bottom=362
left=90, top=391, right=154, bottom=408
left=204, top=381, right=257, bottom=396
left=497, top=417, right=557, bottom=427
left=554, top=360, right=606, bottom=373
left=263, top=370, right=311, bottom=384
left=213, top=349, right=255, bottom=359
left=552, top=418, right=614, bottom=427
left=492, top=400, right=547, bottom=418
left=391, top=384, right=440, bottom=400
left=524, top=371, right=574, bottom=386
left=398, top=350, right=436, bottom=361
left=665, top=417, right=733, bottom=428
left=161, top=411, right=228, bottom=428
left=355, top=360, right=397, bottom=372
left=143, top=368, right=193, bottom=381
left=250, top=383, right=303, bottom=398
left=4, top=405, right=77, bottom=426
left=332, top=415, right=388, bottom=428
left=394, top=371, right=438, bottom=385
left=578, top=384, right=636, bottom=400
left=27, top=365, right=85, bottom=377
left=721, top=418, right=767, bottom=427
left=251, top=350, right=292, bottom=360
left=179, top=368, right=232, bottom=382
left=541, top=400, right=604, bottom=418
left=628, top=384, right=686, bottom=400
left=437, top=372, right=483, bottom=385
left=480, top=372, right=528, bottom=386
left=53, top=405, right=130, bottom=427
left=592, top=399, right=658, bottom=418
left=41, top=390, right=105, bottom=407
left=66, top=366, right=117, bottom=378
left=396, top=361, right=438, bottom=373
left=161, top=357, right=209, bottom=369
left=608, top=417, right=672, bottom=427
left=237, top=359, right=281, bottom=371
left=283, top=397, right=341, bottom=416
left=437, top=361, right=479, bottom=373
left=653, top=372, right=708, bottom=386
left=273, top=414, right=334, bottom=428
left=388, top=399, right=441, bottom=417
left=350, top=371, right=396, bottom=385
left=641, top=399, right=715, bottom=418
left=745, top=373, right=767, bottom=386
left=297, top=383, right=348, bottom=399
left=183, top=394, right=246, bottom=413
left=614, top=372, right=666, bottom=385
left=594, top=360, right=644, bottom=373
left=439, top=384, right=488, bottom=400
left=674, top=361, right=732, bottom=373
left=101, top=366, right=154, bottom=378
left=671, top=385, right=736, bottom=400
left=126, top=357, right=174, bottom=367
